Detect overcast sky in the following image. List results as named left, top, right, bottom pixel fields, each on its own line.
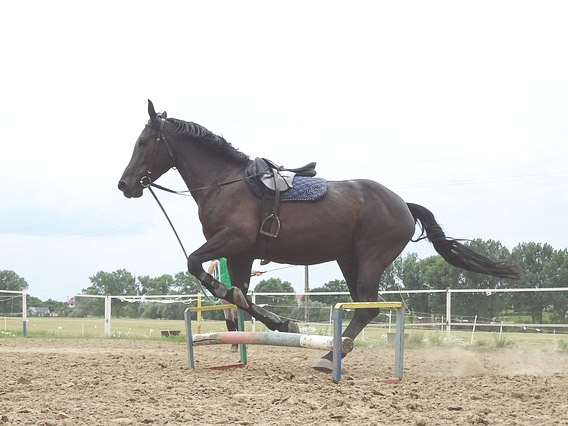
left=1, top=1, right=567, bottom=301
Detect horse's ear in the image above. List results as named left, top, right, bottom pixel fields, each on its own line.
left=148, top=99, right=157, bottom=121
left=161, top=111, right=167, bottom=119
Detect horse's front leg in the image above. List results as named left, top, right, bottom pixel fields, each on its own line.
left=186, top=237, right=298, bottom=333
left=186, top=241, right=249, bottom=309
left=227, top=257, right=299, bottom=333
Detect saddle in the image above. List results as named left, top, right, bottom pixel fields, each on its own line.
left=247, top=158, right=317, bottom=192
left=246, top=158, right=320, bottom=238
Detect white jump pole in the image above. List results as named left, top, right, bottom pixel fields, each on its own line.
left=192, top=331, right=354, bottom=353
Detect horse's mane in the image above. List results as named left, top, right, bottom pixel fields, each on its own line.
left=167, top=117, right=250, bottom=164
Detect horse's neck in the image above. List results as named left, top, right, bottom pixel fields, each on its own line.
left=176, top=141, right=244, bottom=203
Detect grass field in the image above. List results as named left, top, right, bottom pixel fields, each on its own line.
left=2, top=316, right=567, bottom=353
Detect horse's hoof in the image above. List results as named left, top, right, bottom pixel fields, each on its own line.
left=286, top=320, right=300, bottom=333
left=312, top=358, right=333, bottom=373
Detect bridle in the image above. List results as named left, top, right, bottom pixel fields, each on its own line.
left=139, top=113, right=177, bottom=189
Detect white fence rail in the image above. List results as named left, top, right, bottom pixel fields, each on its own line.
left=3, top=287, right=568, bottom=338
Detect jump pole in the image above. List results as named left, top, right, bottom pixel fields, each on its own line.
left=185, top=305, right=247, bottom=370
left=185, top=306, right=355, bottom=373
left=192, top=331, right=353, bottom=353
left=332, top=301, right=405, bottom=384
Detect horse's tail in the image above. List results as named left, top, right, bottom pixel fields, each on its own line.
left=406, top=203, right=520, bottom=279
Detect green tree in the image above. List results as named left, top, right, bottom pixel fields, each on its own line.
left=510, top=242, right=554, bottom=323
left=414, top=240, right=515, bottom=321
left=253, top=277, right=294, bottom=293
left=85, top=269, right=139, bottom=295
left=290, top=300, right=331, bottom=322
left=138, top=272, right=203, bottom=320
left=420, top=255, right=460, bottom=317
left=43, top=299, right=73, bottom=317
left=81, top=269, right=139, bottom=318
left=172, top=271, right=202, bottom=294
left=399, top=253, right=431, bottom=315
left=139, top=274, right=175, bottom=295
left=0, top=270, right=28, bottom=291
left=253, top=278, right=296, bottom=320
left=379, top=258, right=402, bottom=293
left=543, top=248, right=568, bottom=323
left=0, top=271, right=28, bottom=317
left=454, top=239, right=512, bottom=320
left=309, top=279, right=350, bottom=305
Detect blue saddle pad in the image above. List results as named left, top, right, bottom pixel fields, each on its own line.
left=246, top=175, right=327, bottom=202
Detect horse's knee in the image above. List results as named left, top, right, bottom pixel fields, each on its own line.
left=186, top=256, right=202, bottom=276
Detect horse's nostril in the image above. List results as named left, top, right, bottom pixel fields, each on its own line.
left=118, top=181, right=126, bottom=191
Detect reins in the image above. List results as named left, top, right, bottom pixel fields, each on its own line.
left=147, top=185, right=189, bottom=259
left=148, top=184, right=221, bottom=304
left=147, top=174, right=256, bottom=197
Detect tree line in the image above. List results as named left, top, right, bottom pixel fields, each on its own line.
left=1, top=240, right=567, bottom=324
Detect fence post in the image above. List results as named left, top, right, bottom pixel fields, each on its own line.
left=445, top=288, right=452, bottom=340
left=104, top=296, right=111, bottom=337
left=22, top=290, right=27, bottom=337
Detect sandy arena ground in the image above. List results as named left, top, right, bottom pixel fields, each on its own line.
left=1, top=338, right=568, bottom=425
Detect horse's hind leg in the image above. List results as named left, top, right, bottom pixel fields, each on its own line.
left=312, top=257, right=384, bottom=373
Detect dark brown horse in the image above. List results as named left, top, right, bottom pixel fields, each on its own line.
left=118, top=100, right=520, bottom=372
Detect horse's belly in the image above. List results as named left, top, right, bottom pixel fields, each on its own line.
left=260, top=205, right=357, bottom=264
left=258, top=180, right=414, bottom=264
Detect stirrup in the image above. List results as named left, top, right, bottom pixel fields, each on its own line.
left=259, top=214, right=281, bottom=238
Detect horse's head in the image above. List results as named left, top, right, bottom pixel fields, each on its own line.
left=118, top=100, right=176, bottom=198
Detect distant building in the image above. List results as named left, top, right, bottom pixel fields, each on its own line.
left=28, top=307, right=51, bottom=317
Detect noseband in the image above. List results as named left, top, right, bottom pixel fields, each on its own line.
left=140, top=114, right=177, bottom=188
